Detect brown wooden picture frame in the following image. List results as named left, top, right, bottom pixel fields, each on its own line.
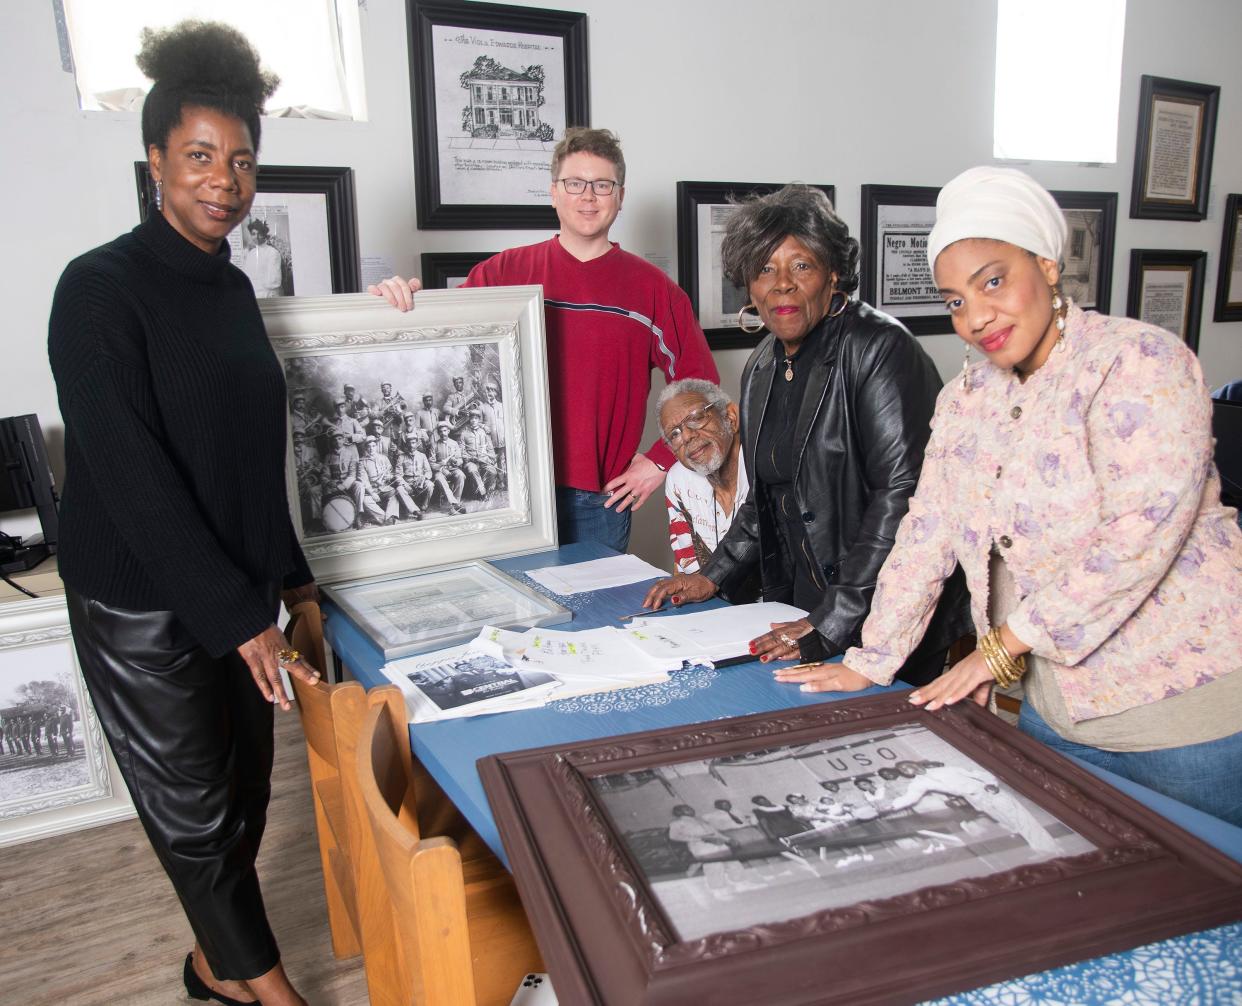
left=480, top=694, right=1242, bottom=1006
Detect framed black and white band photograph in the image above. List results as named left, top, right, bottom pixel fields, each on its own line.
left=859, top=184, right=952, bottom=336
left=420, top=250, right=496, bottom=289
left=675, top=181, right=836, bottom=350
left=1126, top=249, right=1207, bottom=353
left=1050, top=190, right=1117, bottom=313
left=0, top=596, right=132, bottom=847
left=1130, top=75, right=1219, bottom=221
left=261, top=285, right=556, bottom=584
left=481, top=694, right=1242, bottom=1006
left=1214, top=194, right=1242, bottom=322
left=406, top=0, right=590, bottom=229
left=136, top=163, right=361, bottom=294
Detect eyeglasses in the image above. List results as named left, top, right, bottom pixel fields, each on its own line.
left=557, top=177, right=619, bottom=196
left=662, top=403, right=721, bottom=445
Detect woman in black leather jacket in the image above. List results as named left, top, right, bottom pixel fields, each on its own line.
left=644, top=186, right=968, bottom=685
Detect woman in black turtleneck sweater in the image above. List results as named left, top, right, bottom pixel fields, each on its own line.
left=645, top=186, right=969, bottom=686
left=47, top=23, right=316, bottom=1006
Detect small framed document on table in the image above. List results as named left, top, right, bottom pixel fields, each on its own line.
left=323, top=560, right=570, bottom=660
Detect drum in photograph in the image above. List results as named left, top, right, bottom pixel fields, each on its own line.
left=321, top=493, right=356, bottom=532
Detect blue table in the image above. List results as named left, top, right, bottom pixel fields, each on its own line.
left=324, top=542, right=1242, bottom=1005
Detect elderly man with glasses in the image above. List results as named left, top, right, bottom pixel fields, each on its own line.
left=658, top=379, right=752, bottom=583
left=370, top=127, right=717, bottom=553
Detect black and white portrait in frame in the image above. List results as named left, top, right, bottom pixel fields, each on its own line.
left=261, top=287, right=557, bottom=584
left=0, top=605, right=112, bottom=832
left=591, top=722, right=1094, bottom=942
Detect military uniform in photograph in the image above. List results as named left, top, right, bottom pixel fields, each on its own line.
left=459, top=413, right=499, bottom=499
left=394, top=448, right=433, bottom=518
left=429, top=424, right=466, bottom=513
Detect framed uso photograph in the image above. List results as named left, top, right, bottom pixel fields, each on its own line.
left=135, top=163, right=361, bottom=294
left=261, top=285, right=556, bottom=584
left=480, top=694, right=1242, bottom=1006
left=1049, top=190, right=1117, bottom=313
left=420, top=251, right=496, bottom=289
left=1130, top=75, right=1220, bottom=221
left=1126, top=249, right=1207, bottom=353
left=675, top=181, right=836, bottom=351
left=859, top=184, right=951, bottom=336
left=1214, top=194, right=1242, bottom=322
left=407, top=0, right=590, bottom=229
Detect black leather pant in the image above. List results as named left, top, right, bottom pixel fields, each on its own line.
left=66, top=588, right=279, bottom=982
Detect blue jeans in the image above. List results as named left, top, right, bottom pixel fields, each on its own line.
left=556, top=487, right=631, bottom=554
left=1019, top=698, right=1242, bottom=827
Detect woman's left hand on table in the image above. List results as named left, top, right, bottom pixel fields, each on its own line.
left=750, top=617, right=816, bottom=662
left=908, top=648, right=993, bottom=711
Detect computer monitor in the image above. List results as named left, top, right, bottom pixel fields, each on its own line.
left=0, top=414, right=59, bottom=572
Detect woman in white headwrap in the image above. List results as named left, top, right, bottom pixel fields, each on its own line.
left=776, top=166, right=1242, bottom=826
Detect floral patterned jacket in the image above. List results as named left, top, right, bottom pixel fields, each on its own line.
left=845, top=306, right=1242, bottom=721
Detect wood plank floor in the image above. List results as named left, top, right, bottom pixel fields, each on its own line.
left=1, top=709, right=370, bottom=1005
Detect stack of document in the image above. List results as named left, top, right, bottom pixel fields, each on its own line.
left=381, top=602, right=810, bottom=722
left=526, top=554, right=669, bottom=595
left=625, top=602, right=809, bottom=666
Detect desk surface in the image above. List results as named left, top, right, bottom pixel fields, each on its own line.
left=324, top=541, right=1242, bottom=1006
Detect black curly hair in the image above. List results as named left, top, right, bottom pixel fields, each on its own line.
left=137, top=20, right=279, bottom=154
left=720, top=185, right=860, bottom=295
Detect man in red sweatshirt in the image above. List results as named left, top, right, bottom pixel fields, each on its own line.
left=370, top=128, right=718, bottom=551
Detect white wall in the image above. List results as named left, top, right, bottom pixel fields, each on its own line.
left=3, top=0, right=1240, bottom=566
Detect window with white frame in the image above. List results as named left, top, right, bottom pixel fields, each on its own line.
left=993, top=0, right=1126, bottom=162
left=61, top=0, right=367, bottom=120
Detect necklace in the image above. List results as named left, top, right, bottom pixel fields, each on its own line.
left=784, top=357, right=794, bottom=382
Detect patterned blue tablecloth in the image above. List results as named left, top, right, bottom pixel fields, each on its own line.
left=324, top=542, right=1242, bottom=1005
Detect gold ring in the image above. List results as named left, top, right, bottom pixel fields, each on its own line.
left=779, top=634, right=796, bottom=647
left=277, top=648, right=301, bottom=664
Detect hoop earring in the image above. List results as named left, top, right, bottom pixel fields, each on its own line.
left=737, top=303, right=765, bottom=335
left=827, top=290, right=848, bottom=318
left=154, top=180, right=163, bottom=212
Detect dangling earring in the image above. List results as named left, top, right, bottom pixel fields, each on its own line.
left=154, top=180, right=163, bottom=212
left=960, top=345, right=972, bottom=389
left=1051, top=283, right=1068, bottom=350
left=827, top=289, right=848, bottom=318
left=737, top=303, right=765, bottom=335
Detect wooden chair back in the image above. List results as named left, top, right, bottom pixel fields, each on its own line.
left=355, top=685, right=542, bottom=1006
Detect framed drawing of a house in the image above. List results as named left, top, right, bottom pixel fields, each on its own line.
left=407, top=0, right=590, bottom=229
left=1049, top=190, right=1117, bottom=313
left=262, top=286, right=557, bottom=584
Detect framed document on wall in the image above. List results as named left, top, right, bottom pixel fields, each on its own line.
left=1126, top=249, right=1207, bottom=352
left=1214, top=194, right=1242, bottom=322
left=1129, top=75, right=1219, bottom=221
left=1050, top=190, right=1117, bottom=313
left=860, top=184, right=951, bottom=335
left=407, top=0, right=590, bottom=229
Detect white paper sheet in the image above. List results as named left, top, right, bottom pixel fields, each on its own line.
left=626, top=601, right=809, bottom=665
left=526, top=554, right=669, bottom=595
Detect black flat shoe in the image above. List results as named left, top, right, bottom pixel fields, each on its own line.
left=183, top=953, right=259, bottom=1005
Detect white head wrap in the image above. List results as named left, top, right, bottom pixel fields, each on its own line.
left=927, top=166, right=1068, bottom=272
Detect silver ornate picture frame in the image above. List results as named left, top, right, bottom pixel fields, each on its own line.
left=0, top=596, right=132, bottom=846
left=261, top=287, right=556, bottom=584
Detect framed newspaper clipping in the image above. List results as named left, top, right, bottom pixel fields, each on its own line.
left=1214, top=194, right=1242, bottom=322
left=1126, top=249, right=1206, bottom=352
left=1130, top=75, right=1219, bottom=221
left=860, top=184, right=951, bottom=336
left=261, top=286, right=556, bottom=584
left=480, top=694, right=1242, bottom=1005
left=676, top=181, right=836, bottom=350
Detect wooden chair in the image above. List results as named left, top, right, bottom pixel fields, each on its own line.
left=286, top=601, right=367, bottom=959
left=354, top=685, right=542, bottom=1006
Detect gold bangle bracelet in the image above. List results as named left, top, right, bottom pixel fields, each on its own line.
left=979, top=628, right=1025, bottom=687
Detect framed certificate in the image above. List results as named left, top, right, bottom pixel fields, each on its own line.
left=1130, top=75, right=1219, bottom=221
left=323, top=560, right=570, bottom=660
left=1126, top=249, right=1207, bottom=352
